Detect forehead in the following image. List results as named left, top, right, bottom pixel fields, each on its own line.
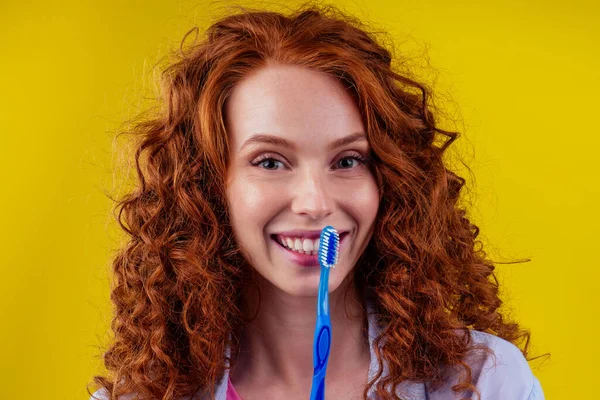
left=224, top=64, right=365, bottom=151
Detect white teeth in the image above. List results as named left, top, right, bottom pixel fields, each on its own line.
left=277, top=236, right=320, bottom=255
left=302, top=239, right=314, bottom=252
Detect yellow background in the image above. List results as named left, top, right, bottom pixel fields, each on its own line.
left=1, top=0, right=597, bottom=398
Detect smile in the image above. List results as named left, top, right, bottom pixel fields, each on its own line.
left=270, top=232, right=350, bottom=267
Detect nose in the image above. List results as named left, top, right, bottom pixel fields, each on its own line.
left=290, top=168, right=334, bottom=220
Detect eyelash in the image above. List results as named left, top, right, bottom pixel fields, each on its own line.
left=251, top=152, right=369, bottom=171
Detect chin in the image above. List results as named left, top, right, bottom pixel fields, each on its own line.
left=281, top=275, right=345, bottom=298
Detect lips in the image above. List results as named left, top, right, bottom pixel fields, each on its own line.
left=270, top=231, right=350, bottom=267
left=272, top=230, right=349, bottom=239
left=270, top=231, right=349, bottom=246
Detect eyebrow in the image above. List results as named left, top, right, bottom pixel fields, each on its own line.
left=240, top=131, right=368, bottom=151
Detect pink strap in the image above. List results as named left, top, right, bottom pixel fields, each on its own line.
left=226, top=376, right=242, bottom=400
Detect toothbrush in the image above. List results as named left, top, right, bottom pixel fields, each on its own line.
left=309, top=226, right=340, bottom=400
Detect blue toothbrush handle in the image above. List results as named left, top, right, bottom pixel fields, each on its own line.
left=310, top=315, right=331, bottom=400
left=310, top=260, right=331, bottom=400
left=311, top=226, right=337, bottom=400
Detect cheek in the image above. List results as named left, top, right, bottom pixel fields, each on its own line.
left=344, top=178, right=380, bottom=223
left=226, top=177, right=283, bottom=229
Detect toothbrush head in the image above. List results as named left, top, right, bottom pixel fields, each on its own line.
left=318, top=226, right=340, bottom=268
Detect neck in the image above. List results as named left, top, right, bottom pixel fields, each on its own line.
left=229, top=274, right=370, bottom=392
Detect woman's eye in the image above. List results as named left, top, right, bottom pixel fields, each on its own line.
left=336, top=155, right=367, bottom=169
left=252, top=157, right=285, bottom=170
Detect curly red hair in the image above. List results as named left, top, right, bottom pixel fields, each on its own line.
left=90, top=3, right=544, bottom=400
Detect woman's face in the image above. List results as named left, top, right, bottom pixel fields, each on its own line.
left=224, top=64, right=379, bottom=297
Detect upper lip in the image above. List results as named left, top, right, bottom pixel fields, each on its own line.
left=272, top=229, right=350, bottom=240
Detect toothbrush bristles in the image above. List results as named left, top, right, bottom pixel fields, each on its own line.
left=319, top=227, right=340, bottom=268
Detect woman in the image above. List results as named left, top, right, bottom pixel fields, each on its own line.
left=89, top=4, right=546, bottom=400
